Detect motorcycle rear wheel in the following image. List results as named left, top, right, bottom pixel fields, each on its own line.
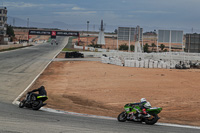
left=32, top=100, right=43, bottom=110
left=145, top=114, right=159, bottom=125
left=117, top=111, right=127, bottom=122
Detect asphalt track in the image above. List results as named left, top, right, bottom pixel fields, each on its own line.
left=0, top=37, right=200, bottom=133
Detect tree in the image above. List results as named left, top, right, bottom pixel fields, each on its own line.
left=151, top=43, right=156, bottom=52
left=119, top=43, right=128, bottom=51
left=130, top=45, right=134, bottom=51
left=160, top=44, right=165, bottom=52
left=6, top=25, right=15, bottom=37
left=163, top=49, right=168, bottom=52
left=114, top=29, right=118, bottom=34
left=143, top=43, right=149, bottom=53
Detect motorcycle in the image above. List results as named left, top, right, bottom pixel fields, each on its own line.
left=19, top=92, right=48, bottom=110
left=117, top=102, right=162, bottom=125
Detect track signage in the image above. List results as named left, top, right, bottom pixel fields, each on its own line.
left=56, top=31, right=79, bottom=36
left=52, top=31, right=57, bottom=36
left=29, top=30, right=79, bottom=37
left=29, top=30, right=51, bottom=35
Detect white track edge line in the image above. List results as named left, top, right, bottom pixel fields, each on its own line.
left=41, top=107, right=200, bottom=130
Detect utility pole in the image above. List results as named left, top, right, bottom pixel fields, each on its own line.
left=87, top=21, right=89, bottom=46
left=27, top=18, right=29, bottom=27
left=128, top=27, right=131, bottom=52
left=93, top=24, right=95, bottom=31
left=13, top=18, right=15, bottom=26
left=112, top=36, right=114, bottom=49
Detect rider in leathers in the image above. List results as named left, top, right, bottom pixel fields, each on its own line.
left=128, top=98, right=151, bottom=120
left=27, top=86, right=47, bottom=102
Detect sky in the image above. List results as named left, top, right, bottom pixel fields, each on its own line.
left=1, top=0, right=200, bottom=32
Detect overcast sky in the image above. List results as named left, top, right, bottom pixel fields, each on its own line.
left=2, top=0, right=200, bottom=32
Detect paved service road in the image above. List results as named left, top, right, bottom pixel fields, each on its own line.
left=0, top=37, right=199, bottom=133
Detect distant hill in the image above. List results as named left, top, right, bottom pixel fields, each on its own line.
left=7, top=16, right=198, bottom=33
left=7, top=16, right=116, bottom=32
left=7, top=16, right=75, bottom=30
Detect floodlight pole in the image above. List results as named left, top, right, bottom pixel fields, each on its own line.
left=128, top=27, right=131, bottom=52
left=169, top=30, right=172, bottom=53
left=169, top=30, right=172, bottom=61
left=112, top=36, right=114, bottom=49
left=181, top=34, right=184, bottom=52
left=142, top=30, right=144, bottom=52
left=28, top=30, right=29, bottom=44
left=157, top=30, right=159, bottom=52
left=117, top=27, right=119, bottom=51
left=27, top=18, right=29, bottom=27
left=188, top=34, right=190, bottom=53
left=87, top=21, right=89, bottom=47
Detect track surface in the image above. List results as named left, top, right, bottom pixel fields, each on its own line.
left=0, top=37, right=199, bottom=133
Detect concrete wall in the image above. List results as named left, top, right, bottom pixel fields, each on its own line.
left=0, top=42, right=30, bottom=50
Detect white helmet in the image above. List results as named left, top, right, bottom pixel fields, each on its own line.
left=140, top=98, right=147, bottom=103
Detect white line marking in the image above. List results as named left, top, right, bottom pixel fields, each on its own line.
left=40, top=107, right=200, bottom=130
left=156, top=123, right=200, bottom=130
left=40, top=107, right=116, bottom=120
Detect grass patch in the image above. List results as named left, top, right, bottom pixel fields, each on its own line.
left=47, top=38, right=51, bottom=42
left=62, top=48, right=79, bottom=52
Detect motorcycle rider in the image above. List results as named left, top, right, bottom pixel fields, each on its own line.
left=27, top=86, right=47, bottom=103
left=128, top=98, right=151, bottom=120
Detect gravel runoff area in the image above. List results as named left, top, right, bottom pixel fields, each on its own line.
left=26, top=58, right=200, bottom=127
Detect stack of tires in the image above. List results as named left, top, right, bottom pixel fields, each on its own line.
left=65, top=52, right=84, bottom=58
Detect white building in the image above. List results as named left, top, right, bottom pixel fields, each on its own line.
left=0, top=7, right=7, bottom=44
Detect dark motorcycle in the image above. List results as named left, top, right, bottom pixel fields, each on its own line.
left=19, top=92, right=48, bottom=110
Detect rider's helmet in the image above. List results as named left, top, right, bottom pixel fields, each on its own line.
left=40, top=86, right=45, bottom=89
left=140, top=98, right=147, bottom=103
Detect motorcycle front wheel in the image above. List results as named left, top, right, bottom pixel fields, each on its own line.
left=117, top=111, right=127, bottom=122
left=19, top=100, right=25, bottom=108
left=32, top=100, right=43, bottom=110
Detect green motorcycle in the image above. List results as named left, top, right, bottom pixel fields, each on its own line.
left=117, top=102, right=162, bottom=125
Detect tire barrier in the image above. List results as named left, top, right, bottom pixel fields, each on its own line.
left=175, top=61, right=191, bottom=69
left=124, top=60, right=174, bottom=69
left=101, top=56, right=124, bottom=66
left=65, top=52, right=84, bottom=58
left=101, top=56, right=194, bottom=69
left=189, top=62, right=200, bottom=69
